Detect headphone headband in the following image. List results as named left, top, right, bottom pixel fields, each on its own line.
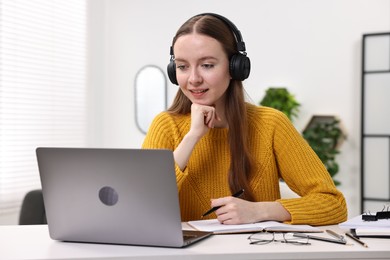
left=195, top=13, right=247, bottom=53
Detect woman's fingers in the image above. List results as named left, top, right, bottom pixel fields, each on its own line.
left=203, top=110, right=215, bottom=128
left=191, top=103, right=223, bottom=130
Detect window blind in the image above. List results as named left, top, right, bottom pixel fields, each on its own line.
left=0, top=0, right=87, bottom=215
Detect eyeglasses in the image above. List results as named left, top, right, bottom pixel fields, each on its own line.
left=248, top=232, right=311, bottom=246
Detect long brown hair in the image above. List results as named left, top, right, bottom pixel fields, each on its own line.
left=168, top=14, right=255, bottom=201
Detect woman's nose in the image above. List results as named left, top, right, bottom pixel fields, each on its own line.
left=189, top=68, right=202, bottom=85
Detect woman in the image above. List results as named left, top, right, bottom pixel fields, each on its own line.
left=142, top=13, right=347, bottom=226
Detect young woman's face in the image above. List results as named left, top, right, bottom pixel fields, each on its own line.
left=173, top=33, right=231, bottom=108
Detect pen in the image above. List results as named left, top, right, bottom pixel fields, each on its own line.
left=345, top=232, right=368, bottom=248
left=326, top=229, right=346, bottom=242
left=293, top=233, right=347, bottom=245
left=201, top=189, right=244, bottom=218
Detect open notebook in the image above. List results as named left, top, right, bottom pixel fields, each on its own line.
left=188, top=219, right=321, bottom=234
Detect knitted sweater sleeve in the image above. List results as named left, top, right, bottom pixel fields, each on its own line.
left=141, top=112, right=189, bottom=191
left=270, top=110, right=347, bottom=225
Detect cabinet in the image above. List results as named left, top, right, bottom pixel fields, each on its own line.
left=361, top=32, right=390, bottom=212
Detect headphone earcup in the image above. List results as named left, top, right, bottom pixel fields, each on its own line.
left=167, top=59, right=178, bottom=85
left=229, top=54, right=251, bottom=81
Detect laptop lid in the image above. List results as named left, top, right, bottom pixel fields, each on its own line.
left=36, top=147, right=211, bottom=247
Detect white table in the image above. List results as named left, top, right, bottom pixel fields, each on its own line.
left=1, top=224, right=389, bottom=260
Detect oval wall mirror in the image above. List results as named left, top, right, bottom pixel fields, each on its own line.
left=134, top=65, right=167, bottom=134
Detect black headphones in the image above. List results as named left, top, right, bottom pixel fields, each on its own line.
left=167, top=13, right=251, bottom=85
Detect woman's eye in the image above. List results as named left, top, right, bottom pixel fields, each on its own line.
left=202, top=64, right=214, bottom=69
left=176, top=65, right=186, bottom=70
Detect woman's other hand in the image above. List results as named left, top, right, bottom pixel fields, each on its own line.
left=211, top=197, right=291, bottom=225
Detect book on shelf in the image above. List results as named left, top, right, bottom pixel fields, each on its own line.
left=187, top=219, right=321, bottom=235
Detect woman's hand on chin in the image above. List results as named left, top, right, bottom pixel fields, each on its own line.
left=189, top=103, right=221, bottom=138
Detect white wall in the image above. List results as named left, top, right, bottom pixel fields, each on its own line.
left=87, top=0, right=390, bottom=218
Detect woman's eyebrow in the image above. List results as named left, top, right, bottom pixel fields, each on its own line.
left=174, top=56, right=218, bottom=62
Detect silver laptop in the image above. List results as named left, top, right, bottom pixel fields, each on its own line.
left=36, top=147, right=212, bottom=247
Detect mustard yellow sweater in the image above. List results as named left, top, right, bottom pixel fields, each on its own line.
left=142, top=103, right=347, bottom=226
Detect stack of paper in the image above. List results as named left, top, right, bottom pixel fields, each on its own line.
left=354, top=228, right=390, bottom=237
left=339, top=215, right=390, bottom=238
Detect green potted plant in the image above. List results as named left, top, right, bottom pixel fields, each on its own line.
left=259, top=87, right=300, bottom=122
left=302, top=116, right=346, bottom=186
